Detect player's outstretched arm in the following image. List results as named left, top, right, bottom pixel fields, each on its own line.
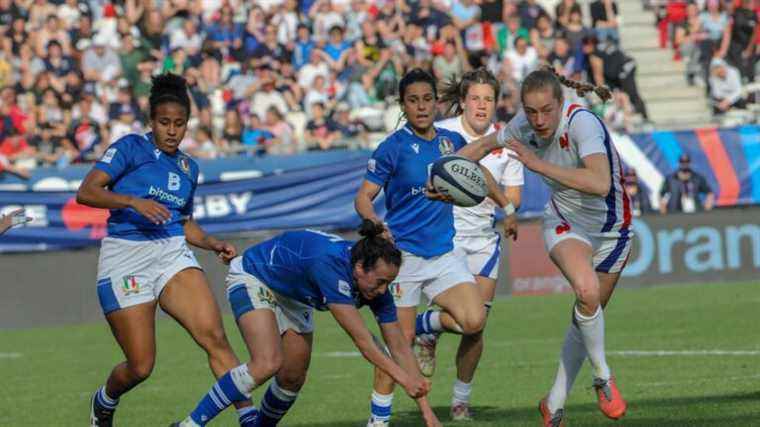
left=354, top=180, right=393, bottom=242
left=455, top=132, right=503, bottom=162
left=183, top=219, right=237, bottom=264
left=77, top=169, right=171, bottom=225
left=328, top=304, right=428, bottom=398
left=379, top=321, right=442, bottom=427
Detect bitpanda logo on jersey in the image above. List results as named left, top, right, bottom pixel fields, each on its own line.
left=438, top=137, right=454, bottom=155
left=148, top=186, right=185, bottom=206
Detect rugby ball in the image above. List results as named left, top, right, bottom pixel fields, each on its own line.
left=430, top=156, right=487, bottom=207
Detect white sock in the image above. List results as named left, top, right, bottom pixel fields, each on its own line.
left=546, top=323, right=587, bottom=413
left=452, top=379, right=472, bottom=405
left=370, top=390, right=394, bottom=422
left=180, top=417, right=201, bottom=427
left=429, top=311, right=442, bottom=332
left=574, top=306, right=611, bottom=381
left=230, top=364, right=257, bottom=398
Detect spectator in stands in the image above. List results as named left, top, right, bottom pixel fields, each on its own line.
left=242, top=6, right=267, bottom=59
left=623, top=169, right=653, bottom=216
left=169, top=18, right=203, bottom=58
left=547, top=36, right=576, bottom=77
left=252, top=24, right=289, bottom=65
left=44, top=41, right=75, bottom=78
left=697, top=0, right=729, bottom=85
left=709, top=59, right=746, bottom=114
left=242, top=113, right=273, bottom=155
left=590, top=0, right=620, bottom=43
left=563, top=8, right=593, bottom=51
left=81, top=33, right=122, bottom=82
left=205, top=5, right=243, bottom=60
left=251, top=67, right=289, bottom=120
left=263, top=106, right=296, bottom=154
left=585, top=36, right=652, bottom=126
left=659, top=154, right=714, bottom=214
left=555, top=0, right=582, bottom=30
left=310, top=0, right=345, bottom=43
left=531, top=13, right=558, bottom=61
left=517, top=0, right=548, bottom=29
left=451, top=0, right=481, bottom=31
left=497, top=15, right=530, bottom=58
left=221, top=108, right=244, bottom=149
left=675, top=3, right=708, bottom=85
left=291, top=23, right=315, bottom=70
left=505, top=36, right=538, bottom=83
left=433, top=40, right=467, bottom=83
left=724, top=0, right=758, bottom=82
left=305, top=102, right=340, bottom=151
left=331, top=101, right=368, bottom=148
left=298, top=48, right=330, bottom=89
left=323, top=25, right=352, bottom=73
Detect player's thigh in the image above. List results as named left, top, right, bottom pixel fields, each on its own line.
left=549, top=238, right=600, bottom=305
left=431, top=282, right=485, bottom=335
left=276, top=330, right=313, bottom=391
left=105, top=301, right=158, bottom=370
left=474, top=275, right=497, bottom=304
left=159, top=267, right=229, bottom=350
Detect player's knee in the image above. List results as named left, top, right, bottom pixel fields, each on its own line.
left=256, top=352, right=284, bottom=380
left=277, top=371, right=307, bottom=392
left=573, top=279, right=600, bottom=309
left=198, top=326, right=232, bottom=355
left=128, top=358, right=155, bottom=382
left=460, top=309, right=486, bottom=335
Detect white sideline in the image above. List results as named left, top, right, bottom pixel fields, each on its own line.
left=0, top=352, right=22, bottom=359
left=609, top=350, right=760, bottom=357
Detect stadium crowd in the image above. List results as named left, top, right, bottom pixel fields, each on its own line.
left=655, top=0, right=759, bottom=115
left=0, top=0, right=654, bottom=176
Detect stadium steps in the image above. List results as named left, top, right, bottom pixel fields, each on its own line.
left=617, top=0, right=716, bottom=129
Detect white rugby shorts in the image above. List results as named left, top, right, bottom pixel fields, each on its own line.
left=225, top=257, right=314, bottom=334
left=96, top=236, right=201, bottom=315
left=542, top=209, right=632, bottom=274
left=454, top=233, right=502, bottom=280
left=390, top=250, right=475, bottom=308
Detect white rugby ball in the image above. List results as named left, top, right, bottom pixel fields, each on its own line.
left=430, top=156, right=487, bottom=207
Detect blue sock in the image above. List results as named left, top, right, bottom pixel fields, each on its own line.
left=415, top=310, right=441, bottom=335
left=370, top=390, right=393, bottom=422
left=95, top=386, right=119, bottom=410
left=190, top=368, right=251, bottom=426
left=255, top=379, right=298, bottom=426
left=238, top=406, right=259, bottom=426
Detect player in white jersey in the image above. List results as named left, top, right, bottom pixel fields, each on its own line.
left=457, top=67, right=631, bottom=426
left=413, top=68, right=524, bottom=421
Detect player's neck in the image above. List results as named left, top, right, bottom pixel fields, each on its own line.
left=409, top=124, right=436, bottom=140
left=459, top=115, right=489, bottom=139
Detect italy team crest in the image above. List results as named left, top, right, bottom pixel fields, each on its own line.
left=438, top=137, right=454, bottom=155
left=122, top=275, right=140, bottom=296
left=178, top=156, right=190, bottom=175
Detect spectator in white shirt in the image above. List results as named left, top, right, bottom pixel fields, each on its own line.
left=505, top=36, right=538, bottom=82
left=709, top=59, right=745, bottom=115
left=297, top=49, right=330, bottom=88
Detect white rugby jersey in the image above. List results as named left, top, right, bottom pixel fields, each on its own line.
left=498, top=102, right=631, bottom=236
left=436, top=116, right=524, bottom=237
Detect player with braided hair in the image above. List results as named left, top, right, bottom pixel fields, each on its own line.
left=455, top=67, right=630, bottom=426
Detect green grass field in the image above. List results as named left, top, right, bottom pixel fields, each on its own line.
left=1, top=281, right=759, bottom=426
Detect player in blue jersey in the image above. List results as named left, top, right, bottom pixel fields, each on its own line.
left=354, top=68, right=518, bottom=427
left=77, top=74, right=255, bottom=427
left=171, top=221, right=431, bottom=427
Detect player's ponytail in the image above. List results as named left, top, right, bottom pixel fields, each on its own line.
left=521, top=66, right=612, bottom=103
left=351, top=219, right=402, bottom=272
left=439, top=68, right=500, bottom=116
left=149, top=72, right=191, bottom=119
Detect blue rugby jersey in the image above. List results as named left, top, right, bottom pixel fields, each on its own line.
left=93, top=133, right=199, bottom=240
left=240, top=230, right=397, bottom=323
left=364, top=125, right=467, bottom=258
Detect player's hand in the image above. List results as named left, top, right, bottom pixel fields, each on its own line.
left=0, top=208, right=32, bottom=233
left=402, top=375, right=431, bottom=399
left=424, top=180, right=454, bottom=204
left=503, top=213, right=518, bottom=241
left=212, top=240, right=237, bottom=264
left=130, top=198, right=171, bottom=225
left=506, top=140, right=542, bottom=172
